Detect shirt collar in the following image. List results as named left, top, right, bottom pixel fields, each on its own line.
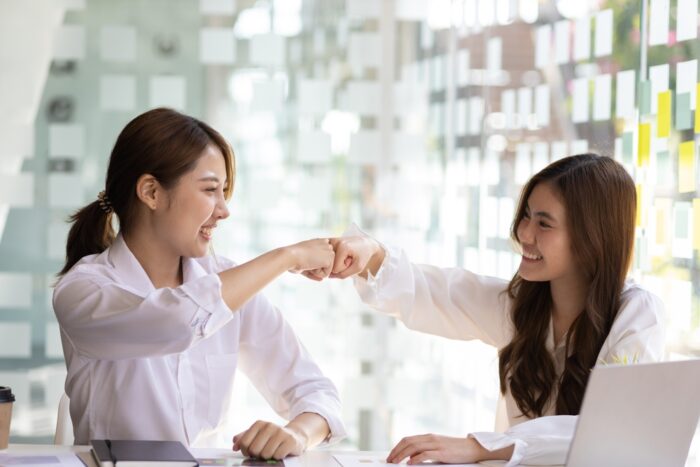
left=107, top=233, right=210, bottom=295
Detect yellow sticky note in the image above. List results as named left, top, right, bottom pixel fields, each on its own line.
left=679, top=141, right=696, bottom=193
left=696, top=84, right=700, bottom=133
left=693, top=199, right=700, bottom=250
left=638, top=123, right=651, bottom=166
left=636, top=183, right=643, bottom=227
left=657, top=90, right=671, bottom=137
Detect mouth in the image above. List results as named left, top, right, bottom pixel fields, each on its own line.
left=199, top=224, right=216, bottom=240
left=521, top=249, right=543, bottom=262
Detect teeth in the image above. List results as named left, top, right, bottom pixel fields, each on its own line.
left=523, top=251, right=542, bottom=260
left=200, top=227, right=213, bottom=236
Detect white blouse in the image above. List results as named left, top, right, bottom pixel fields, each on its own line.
left=53, top=233, right=346, bottom=448
left=351, top=228, right=665, bottom=465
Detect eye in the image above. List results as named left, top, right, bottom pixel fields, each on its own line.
left=539, top=221, right=551, bottom=229
left=205, top=186, right=218, bottom=192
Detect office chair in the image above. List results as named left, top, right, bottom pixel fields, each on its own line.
left=54, top=392, right=74, bottom=445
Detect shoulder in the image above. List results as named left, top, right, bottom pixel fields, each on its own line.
left=612, top=280, right=665, bottom=332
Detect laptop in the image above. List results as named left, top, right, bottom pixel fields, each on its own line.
left=566, top=359, right=700, bottom=467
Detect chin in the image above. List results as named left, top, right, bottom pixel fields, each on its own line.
left=517, top=268, right=549, bottom=282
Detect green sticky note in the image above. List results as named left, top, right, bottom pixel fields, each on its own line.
left=622, top=131, right=634, bottom=166
left=676, top=92, right=691, bottom=130
left=639, top=80, right=651, bottom=116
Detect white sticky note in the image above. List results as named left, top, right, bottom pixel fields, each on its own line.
left=0, top=174, right=33, bottom=207
left=533, top=142, right=549, bottom=173
left=487, top=37, right=502, bottom=73
left=0, top=323, right=31, bottom=358
left=615, top=69, right=636, bottom=119
left=100, top=74, right=136, bottom=111
left=394, top=82, right=427, bottom=115
left=456, top=49, right=470, bottom=86
left=649, top=63, right=669, bottom=113
left=574, top=16, right=591, bottom=61
left=343, top=81, right=381, bottom=115
left=392, top=133, right=425, bottom=163
left=250, top=34, right=285, bottom=66
left=299, top=80, right=332, bottom=114
left=514, top=143, right=531, bottom=185
left=535, top=24, right=551, bottom=69
left=456, top=99, right=468, bottom=136
left=501, top=89, right=516, bottom=129
left=252, top=79, right=285, bottom=112
left=593, top=74, right=612, bottom=121
left=518, top=87, right=533, bottom=124
left=149, top=75, right=186, bottom=110
left=199, top=0, right=235, bottom=15
left=53, top=25, right=85, bottom=60
left=555, top=20, right=570, bottom=64
left=48, top=221, right=70, bottom=260
left=0, top=123, right=33, bottom=159
left=49, top=174, right=84, bottom=208
left=551, top=141, right=567, bottom=161
left=468, top=97, right=484, bottom=135
left=347, top=0, right=381, bottom=19
left=348, top=131, right=380, bottom=165
left=594, top=9, right=613, bottom=57
left=45, top=322, right=63, bottom=359
left=49, top=123, right=84, bottom=158
left=0, top=273, right=31, bottom=307
left=677, top=0, right=698, bottom=41
left=572, top=78, right=589, bottom=123
left=100, top=26, right=136, bottom=62
left=571, top=139, right=589, bottom=154
left=396, top=0, right=428, bottom=20
left=200, top=27, right=235, bottom=64
left=348, top=32, right=381, bottom=70
left=676, top=60, right=698, bottom=110
left=535, top=84, right=550, bottom=127
left=648, top=0, right=670, bottom=46
left=297, top=131, right=331, bottom=163
left=466, top=148, right=480, bottom=186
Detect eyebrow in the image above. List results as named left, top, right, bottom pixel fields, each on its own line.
left=198, top=176, right=227, bottom=184
left=526, top=206, right=557, bottom=222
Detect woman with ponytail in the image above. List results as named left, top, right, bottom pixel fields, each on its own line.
left=53, top=108, right=345, bottom=455
left=328, top=154, right=664, bottom=465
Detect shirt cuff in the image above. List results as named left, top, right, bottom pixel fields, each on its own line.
left=288, top=402, right=348, bottom=446
left=179, top=273, right=233, bottom=337
left=343, top=223, right=398, bottom=301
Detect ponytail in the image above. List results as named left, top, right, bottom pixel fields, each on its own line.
left=58, top=201, right=116, bottom=275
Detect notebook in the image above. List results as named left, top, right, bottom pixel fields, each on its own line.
left=90, top=439, right=199, bottom=467
left=566, top=359, right=700, bottom=467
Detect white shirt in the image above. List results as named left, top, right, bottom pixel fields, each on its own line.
left=53, top=233, right=346, bottom=447
left=351, top=229, right=665, bottom=465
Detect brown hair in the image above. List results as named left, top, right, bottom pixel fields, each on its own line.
left=498, top=154, right=636, bottom=418
left=59, top=108, right=235, bottom=275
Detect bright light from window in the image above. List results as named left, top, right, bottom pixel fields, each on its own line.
left=427, top=0, right=451, bottom=30
left=321, top=110, right=360, bottom=154
left=228, top=69, right=268, bottom=103
left=234, top=6, right=271, bottom=38
left=519, top=0, right=538, bottom=23
left=556, top=0, right=592, bottom=19
left=273, top=0, right=302, bottom=36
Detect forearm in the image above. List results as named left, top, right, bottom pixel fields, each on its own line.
left=285, top=412, right=331, bottom=449
left=217, top=248, right=292, bottom=311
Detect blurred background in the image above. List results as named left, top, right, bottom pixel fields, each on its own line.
left=0, top=0, right=698, bottom=459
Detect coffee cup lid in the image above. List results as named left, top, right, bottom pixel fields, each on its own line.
left=0, top=386, right=15, bottom=402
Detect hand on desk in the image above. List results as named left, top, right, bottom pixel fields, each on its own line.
left=232, top=420, right=306, bottom=460
left=386, top=433, right=514, bottom=465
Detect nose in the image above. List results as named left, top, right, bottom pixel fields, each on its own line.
left=215, top=196, right=230, bottom=220
left=517, top=217, right=535, bottom=244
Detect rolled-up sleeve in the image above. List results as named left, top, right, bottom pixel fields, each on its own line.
left=348, top=224, right=512, bottom=347
left=53, top=272, right=233, bottom=360
left=237, top=293, right=346, bottom=444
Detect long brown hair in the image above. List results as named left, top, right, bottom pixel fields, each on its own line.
left=498, top=154, right=636, bottom=418
left=59, top=108, right=235, bottom=275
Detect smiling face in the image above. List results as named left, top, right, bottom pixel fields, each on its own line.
left=515, top=182, right=579, bottom=283
left=153, top=144, right=230, bottom=258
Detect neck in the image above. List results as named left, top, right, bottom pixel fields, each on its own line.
left=549, top=274, right=588, bottom=342
left=123, top=228, right=182, bottom=289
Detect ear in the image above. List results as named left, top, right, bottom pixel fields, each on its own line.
left=135, top=174, right=163, bottom=211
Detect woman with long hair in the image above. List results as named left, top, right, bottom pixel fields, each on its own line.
left=328, top=154, right=664, bottom=465
left=53, top=108, right=345, bottom=457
